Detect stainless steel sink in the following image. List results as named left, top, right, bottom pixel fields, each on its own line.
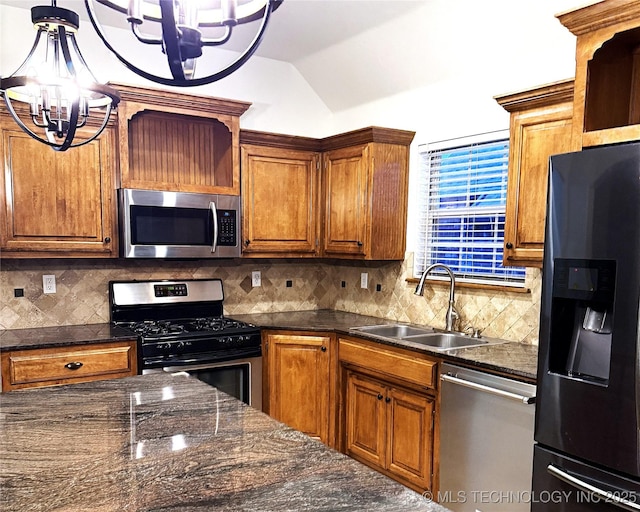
left=402, top=332, right=488, bottom=351
left=349, top=324, right=435, bottom=339
left=350, top=324, right=505, bottom=352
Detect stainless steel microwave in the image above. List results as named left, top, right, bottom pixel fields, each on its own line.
left=119, top=189, right=241, bottom=259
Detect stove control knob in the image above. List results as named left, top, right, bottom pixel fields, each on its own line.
left=158, top=343, right=172, bottom=352
left=175, top=341, right=185, bottom=351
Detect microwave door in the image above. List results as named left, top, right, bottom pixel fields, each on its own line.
left=210, top=202, right=218, bottom=254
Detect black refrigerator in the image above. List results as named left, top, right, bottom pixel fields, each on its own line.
left=532, top=142, right=640, bottom=511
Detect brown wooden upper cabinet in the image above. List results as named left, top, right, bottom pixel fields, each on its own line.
left=0, top=110, right=118, bottom=258
left=113, top=82, right=250, bottom=195
left=558, top=0, right=640, bottom=149
left=495, top=80, right=574, bottom=267
left=240, top=126, right=415, bottom=260
left=241, top=131, right=321, bottom=257
left=322, top=128, right=414, bottom=260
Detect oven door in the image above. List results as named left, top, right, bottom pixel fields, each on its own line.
left=143, top=356, right=262, bottom=411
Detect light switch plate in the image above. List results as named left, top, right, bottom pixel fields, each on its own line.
left=251, top=271, right=261, bottom=287
left=360, top=272, right=368, bottom=289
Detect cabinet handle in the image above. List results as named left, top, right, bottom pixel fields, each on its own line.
left=320, top=346, right=327, bottom=352
left=505, top=242, right=513, bottom=249
left=104, top=237, right=111, bottom=243
left=357, top=241, right=363, bottom=247
left=377, top=393, right=383, bottom=400
left=385, top=397, right=391, bottom=403
left=64, top=361, right=83, bottom=371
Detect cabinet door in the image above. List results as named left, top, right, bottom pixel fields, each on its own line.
left=0, top=118, right=117, bottom=257
left=322, top=145, right=369, bottom=257
left=241, top=145, right=320, bottom=256
left=503, top=102, right=573, bottom=266
left=345, top=371, right=387, bottom=468
left=387, top=386, right=435, bottom=491
left=267, top=332, right=330, bottom=443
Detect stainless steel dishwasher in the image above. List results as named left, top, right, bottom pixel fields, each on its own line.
left=439, top=363, right=536, bottom=512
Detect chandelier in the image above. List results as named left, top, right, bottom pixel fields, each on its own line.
left=84, top=0, right=284, bottom=87
left=0, top=1, right=120, bottom=151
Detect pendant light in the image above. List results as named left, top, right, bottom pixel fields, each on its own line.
left=0, top=1, right=120, bottom=151
left=84, top=0, right=283, bottom=87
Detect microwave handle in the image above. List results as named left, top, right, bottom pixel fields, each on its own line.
left=210, top=202, right=218, bottom=253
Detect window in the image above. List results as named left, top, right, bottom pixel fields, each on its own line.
left=414, top=132, right=525, bottom=287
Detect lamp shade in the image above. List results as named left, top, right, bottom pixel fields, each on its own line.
left=0, top=3, right=120, bottom=151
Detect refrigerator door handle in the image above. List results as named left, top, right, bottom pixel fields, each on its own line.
left=547, top=464, right=640, bottom=511
left=440, top=373, right=536, bottom=404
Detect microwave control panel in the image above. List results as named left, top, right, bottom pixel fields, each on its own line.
left=217, top=210, right=237, bottom=246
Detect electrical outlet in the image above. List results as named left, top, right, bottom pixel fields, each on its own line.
left=43, top=274, right=56, bottom=294
left=360, top=272, right=368, bottom=289
left=251, top=271, right=261, bottom=287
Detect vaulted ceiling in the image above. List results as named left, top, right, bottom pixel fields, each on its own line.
left=1, top=0, right=594, bottom=112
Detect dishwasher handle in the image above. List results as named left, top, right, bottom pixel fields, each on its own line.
left=441, top=372, right=536, bottom=405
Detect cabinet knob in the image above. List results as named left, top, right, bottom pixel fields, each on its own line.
left=377, top=393, right=383, bottom=400
left=357, top=241, right=363, bottom=247
left=320, top=346, right=327, bottom=352
left=104, top=237, right=111, bottom=243
left=505, top=242, right=513, bottom=249
left=244, top=239, right=250, bottom=246
left=385, top=397, right=391, bottom=403
left=64, top=361, right=83, bottom=371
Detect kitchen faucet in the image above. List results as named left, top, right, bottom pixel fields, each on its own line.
left=414, top=263, right=460, bottom=332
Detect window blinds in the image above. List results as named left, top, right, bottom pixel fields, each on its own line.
left=415, top=136, right=526, bottom=286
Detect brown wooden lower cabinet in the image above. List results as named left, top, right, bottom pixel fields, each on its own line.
left=262, top=330, right=336, bottom=446
left=1, top=340, right=138, bottom=392
left=339, top=336, right=439, bottom=494
left=262, top=330, right=439, bottom=493
left=345, top=371, right=436, bottom=491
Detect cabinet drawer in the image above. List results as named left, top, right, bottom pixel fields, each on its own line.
left=339, top=338, right=438, bottom=390
left=1, top=341, right=137, bottom=391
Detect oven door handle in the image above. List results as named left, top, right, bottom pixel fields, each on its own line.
left=210, top=202, right=218, bottom=253
left=547, top=464, right=640, bottom=511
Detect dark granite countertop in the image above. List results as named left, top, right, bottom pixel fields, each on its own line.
left=0, top=323, right=134, bottom=351
left=0, top=309, right=538, bottom=382
left=0, top=372, right=449, bottom=512
left=231, top=310, right=538, bottom=382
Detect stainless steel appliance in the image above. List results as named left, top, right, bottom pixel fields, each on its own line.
left=439, top=363, right=536, bottom=512
left=110, top=279, right=262, bottom=410
left=119, top=188, right=241, bottom=258
left=533, top=142, right=640, bottom=510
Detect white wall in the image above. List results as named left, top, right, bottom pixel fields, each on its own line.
left=318, top=1, right=581, bottom=254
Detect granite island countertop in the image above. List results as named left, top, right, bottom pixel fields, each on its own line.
left=0, top=372, right=449, bottom=512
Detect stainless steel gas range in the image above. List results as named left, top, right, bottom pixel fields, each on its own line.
left=110, top=279, right=262, bottom=410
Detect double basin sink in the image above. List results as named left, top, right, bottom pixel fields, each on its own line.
left=349, top=324, right=502, bottom=352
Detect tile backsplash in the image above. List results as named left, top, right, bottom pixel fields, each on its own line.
left=0, top=255, right=541, bottom=344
